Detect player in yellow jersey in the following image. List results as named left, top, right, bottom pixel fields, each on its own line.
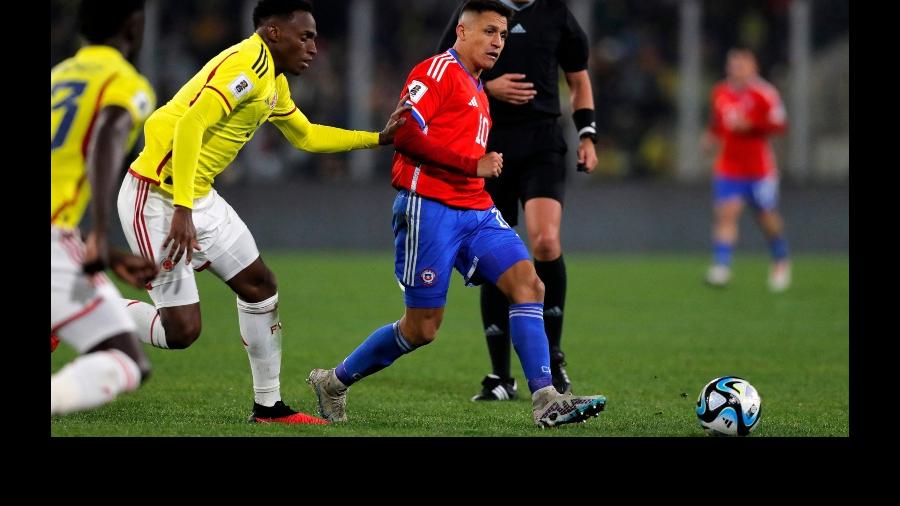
left=116, top=0, right=409, bottom=424
left=51, top=0, right=159, bottom=416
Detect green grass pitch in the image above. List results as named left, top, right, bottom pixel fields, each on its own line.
left=51, top=253, right=849, bottom=437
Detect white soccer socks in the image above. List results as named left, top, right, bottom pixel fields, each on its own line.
left=237, top=293, right=283, bottom=407
left=122, top=299, right=169, bottom=349
left=50, top=349, right=142, bottom=416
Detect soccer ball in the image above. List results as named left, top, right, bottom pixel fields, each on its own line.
left=695, top=376, right=762, bottom=436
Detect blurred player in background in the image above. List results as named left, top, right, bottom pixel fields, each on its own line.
left=437, top=0, right=598, bottom=401
left=116, top=0, right=408, bottom=424
left=703, top=47, right=790, bottom=292
left=308, top=0, right=607, bottom=428
left=51, top=0, right=159, bottom=416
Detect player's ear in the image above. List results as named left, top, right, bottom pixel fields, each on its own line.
left=456, top=23, right=465, bottom=42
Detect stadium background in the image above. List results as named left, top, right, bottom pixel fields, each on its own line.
left=50, top=0, right=849, bottom=436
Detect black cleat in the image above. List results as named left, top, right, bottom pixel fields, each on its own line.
left=471, top=374, right=518, bottom=401
left=550, top=350, right=572, bottom=395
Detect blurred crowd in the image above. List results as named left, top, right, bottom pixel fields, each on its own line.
left=51, top=0, right=848, bottom=185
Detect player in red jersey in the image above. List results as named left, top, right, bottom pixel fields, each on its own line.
left=703, top=47, right=791, bottom=292
left=308, top=0, right=606, bottom=428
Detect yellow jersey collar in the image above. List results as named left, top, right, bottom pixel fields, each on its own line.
left=76, top=45, right=127, bottom=62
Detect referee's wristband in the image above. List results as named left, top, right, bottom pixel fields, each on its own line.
left=572, top=108, right=597, bottom=143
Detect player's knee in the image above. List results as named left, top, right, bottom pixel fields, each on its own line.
left=163, top=318, right=202, bottom=349
left=241, top=268, right=278, bottom=302
left=403, top=317, right=442, bottom=345
left=531, top=234, right=561, bottom=260
left=509, top=274, right=544, bottom=304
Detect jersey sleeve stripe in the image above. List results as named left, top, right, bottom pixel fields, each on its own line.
left=435, top=58, right=453, bottom=82
left=255, top=57, right=269, bottom=79
left=154, top=150, right=173, bottom=176
left=188, top=50, right=240, bottom=107
left=203, top=85, right=233, bottom=112
left=408, top=105, right=426, bottom=130
left=270, top=106, right=298, bottom=118
left=251, top=44, right=265, bottom=72
left=80, top=73, right=119, bottom=158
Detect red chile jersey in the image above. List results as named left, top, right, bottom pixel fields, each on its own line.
left=709, top=78, right=787, bottom=179
left=391, top=49, right=494, bottom=210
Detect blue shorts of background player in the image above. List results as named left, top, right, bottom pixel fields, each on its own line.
left=306, top=189, right=608, bottom=427
left=713, top=175, right=779, bottom=211
left=708, top=175, right=791, bottom=292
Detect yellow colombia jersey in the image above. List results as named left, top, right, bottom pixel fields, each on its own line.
left=130, top=33, right=379, bottom=208
left=51, top=45, right=155, bottom=229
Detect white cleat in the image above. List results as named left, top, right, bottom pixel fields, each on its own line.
left=768, top=261, right=791, bottom=292
left=705, top=265, right=732, bottom=287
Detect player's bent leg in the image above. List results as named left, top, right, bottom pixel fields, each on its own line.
left=308, top=308, right=442, bottom=422
left=88, top=332, right=152, bottom=382
left=51, top=332, right=144, bottom=416
left=495, top=260, right=606, bottom=427
left=157, top=304, right=202, bottom=349
left=223, top=257, right=322, bottom=424
left=524, top=197, right=570, bottom=393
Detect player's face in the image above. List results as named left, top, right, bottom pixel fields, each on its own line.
left=464, top=12, right=508, bottom=71
left=271, top=11, right=318, bottom=76
left=727, top=53, right=757, bottom=83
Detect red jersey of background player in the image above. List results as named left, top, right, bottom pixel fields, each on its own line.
left=709, top=77, right=787, bottom=179
left=391, top=48, right=493, bottom=210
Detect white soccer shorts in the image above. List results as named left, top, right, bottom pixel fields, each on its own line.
left=117, top=173, right=260, bottom=308
left=51, top=227, right=137, bottom=353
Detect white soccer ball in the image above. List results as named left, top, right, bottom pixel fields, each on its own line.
left=695, top=376, right=762, bottom=436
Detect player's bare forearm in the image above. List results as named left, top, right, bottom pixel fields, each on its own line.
left=565, top=70, right=595, bottom=111
left=84, top=105, right=133, bottom=271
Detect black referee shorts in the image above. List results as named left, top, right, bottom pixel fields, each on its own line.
left=486, top=119, right=568, bottom=227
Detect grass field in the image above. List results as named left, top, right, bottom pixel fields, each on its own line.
left=50, top=252, right=849, bottom=437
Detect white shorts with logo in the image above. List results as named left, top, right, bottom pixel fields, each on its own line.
left=117, top=173, right=260, bottom=308
left=51, top=227, right=136, bottom=353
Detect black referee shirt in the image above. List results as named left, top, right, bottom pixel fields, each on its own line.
left=437, top=0, right=590, bottom=128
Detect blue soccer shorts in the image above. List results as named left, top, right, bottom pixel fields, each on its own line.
left=392, top=190, right=530, bottom=308
left=713, top=175, right=779, bottom=212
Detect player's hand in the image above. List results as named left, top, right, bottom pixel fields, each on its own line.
left=477, top=152, right=503, bottom=178
left=379, top=93, right=412, bottom=145
left=485, top=74, right=536, bottom=105
left=700, top=131, right=719, bottom=155
left=577, top=137, right=598, bottom=174
left=162, top=205, right=201, bottom=266
left=109, top=247, right=159, bottom=289
left=82, top=230, right=110, bottom=275
left=724, top=111, right=751, bottom=133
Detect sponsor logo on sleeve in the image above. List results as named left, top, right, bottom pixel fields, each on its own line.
left=228, top=73, right=254, bottom=102
left=408, top=80, right=428, bottom=104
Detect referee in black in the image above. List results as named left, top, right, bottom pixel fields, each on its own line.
left=438, top=0, right=599, bottom=401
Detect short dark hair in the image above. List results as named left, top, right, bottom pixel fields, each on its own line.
left=78, top=0, right=145, bottom=44
left=253, top=0, right=313, bottom=28
left=460, top=0, right=513, bottom=21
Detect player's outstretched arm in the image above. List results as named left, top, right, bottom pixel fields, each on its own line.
left=82, top=105, right=134, bottom=275
left=377, top=93, right=412, bottom=145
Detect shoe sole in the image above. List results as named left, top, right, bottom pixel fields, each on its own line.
left=537, top=398, right=607, bottom=428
